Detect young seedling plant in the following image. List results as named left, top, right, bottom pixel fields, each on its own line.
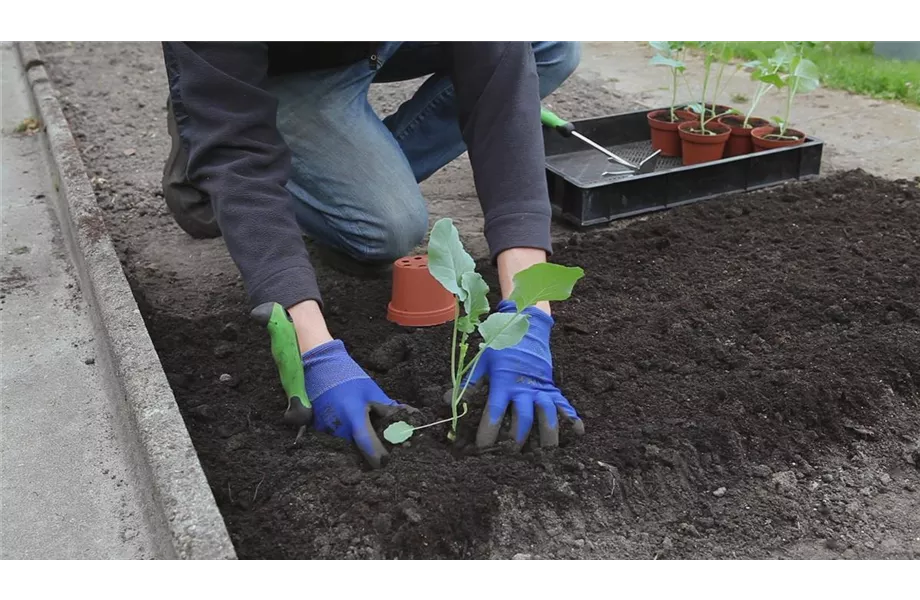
left=649, top=41, right=687, bottom=122
left=691, top=40, right=753, bottom=123
left=687, top=40, right=725, bottom=135
left=739, top=49, right=789, bottom=128
left=685, top=42, right=748, bottom=133
left=767, top=42, right=820, bottom=139
left=383, top=218, right=584, bottom=445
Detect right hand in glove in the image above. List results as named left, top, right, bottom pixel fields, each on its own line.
left=302, top=339, right=412, bottom=468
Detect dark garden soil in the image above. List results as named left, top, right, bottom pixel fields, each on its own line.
left=37, top=42, right=920, bottom=560
left=721, top=115, right=769, bottom=129
left=651, top=111, right=684, bottom=123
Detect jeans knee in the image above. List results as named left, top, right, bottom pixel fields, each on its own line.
left=535, top=41, right=581, bottom=97
left=371, top=207, right=428, bottom=262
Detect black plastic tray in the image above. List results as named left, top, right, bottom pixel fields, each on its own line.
left=543, top=108, right=824, bottom=227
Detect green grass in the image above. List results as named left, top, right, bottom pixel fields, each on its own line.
left=687, top=42, right=920, bottom=107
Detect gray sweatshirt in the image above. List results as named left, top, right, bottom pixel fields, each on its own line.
left=162, top=42, right=552, bottom=310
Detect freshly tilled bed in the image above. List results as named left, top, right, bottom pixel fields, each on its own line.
left=38, top=42, right=920, bottom=559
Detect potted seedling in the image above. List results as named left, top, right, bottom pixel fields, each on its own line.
left=383, top=218, right=584, bottom=446
left=752, top=42, right=820, bottom=150
left=682, top=42, right=744, bottom=123
left=677, top=43, right=732, bottom=165
left=718, top=48, right=790, bottom=157
left=646, top=41, right=696, bottom=158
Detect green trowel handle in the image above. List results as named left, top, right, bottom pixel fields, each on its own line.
left=540, top=106, right=575, bottom=137
left=250, top=302, right=313, bottom=428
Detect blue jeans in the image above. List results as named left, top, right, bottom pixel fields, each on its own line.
left=267, top=42, right=580, bottom=263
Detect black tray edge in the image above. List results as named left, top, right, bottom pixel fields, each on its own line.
left=545, top=108, right=825, bottom=228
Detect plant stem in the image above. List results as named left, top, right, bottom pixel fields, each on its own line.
left=670, top=68, right=678, bottom=121
left=412, top=402, right=470, bottom=433
left=454, top=348, right=487, bottom=407
left=454, top=305, right=528, bottom=408
left=744, top=82, right=773, bottom=128
left=700, top=53, right=712, bottom=132
left=711, top=45, right=726, bottom=111
left=783, top=66, right=801, bottom=137
left=680, top=71, right=697, bottom=106
left=450, top=301, right=459, bottom=390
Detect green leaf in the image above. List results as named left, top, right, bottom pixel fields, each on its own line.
left=772, top=46, right=795, bottom=68
left=461, top=271, right=489, bottom=327
left=508, top=263, right=585, bottom=310
left=793, top=58, right=820, bottom=83
left=650, top=55, right=684, bottom=69
left=756, top=73, right=785, bottom=88
left=649, top=41, right=671, bottom=53
left=686, top=102, right=704, bottom=114
left=478, top=312, right=530, bottom=351
left=791, top=74, right=820, bottom=94
left=383, top=421, right=414, bottom=444
left=427, top=218, right=475, bottom=301
left=456, top=315, right=475, bottom=334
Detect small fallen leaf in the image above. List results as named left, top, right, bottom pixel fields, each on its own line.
left=383, top=421, right=414, bottom=444
left=14, top=117, right=40, bottom=134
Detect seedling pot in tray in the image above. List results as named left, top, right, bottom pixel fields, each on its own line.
left=678, top=121, right=731, bottom=166
left=751, top=126, right=807, bottom=151
left=718, top=115, right=772, bottom=157
left=647, top=109, right=697, bottom=157
left=386, top=255, right=455, bottom=327
left=543, top=108, right=824, bottom=228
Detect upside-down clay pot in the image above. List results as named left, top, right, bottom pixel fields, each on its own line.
left=718, top=115, right=771, bottom=157
left=750, top=126, right=807, bottom=151
left=677, top=120, right=731, bottom=166
left=647, top=109, right=698, bottom=157
left=386, top=255, right=456, bottom=327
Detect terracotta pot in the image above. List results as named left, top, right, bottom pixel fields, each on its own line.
left=647, top=109, right=697, bottom=157
left=718, top=115, right=771, bottom=157
left=751, top=126, right=807, bottom=151
left=386, top=254, right=456, bottom=327
left=677, top=121, right=731, bottom=166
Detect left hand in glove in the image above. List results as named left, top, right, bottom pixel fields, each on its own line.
left=302, top=339, right=413, bottom=468
left=463, top=299, right=585, bottom=450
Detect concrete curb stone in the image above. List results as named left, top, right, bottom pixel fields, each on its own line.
left=14, top=41, right=237, bottom=560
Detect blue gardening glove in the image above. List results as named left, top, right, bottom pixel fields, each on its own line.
left=464, top=300, right=585, bottom=450
left=302, top=339, right=410, bottom=468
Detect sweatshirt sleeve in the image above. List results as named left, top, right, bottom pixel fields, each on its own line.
left=447, top=42, right=553, bottom=261
left=162, top=42, right=321, bottom=310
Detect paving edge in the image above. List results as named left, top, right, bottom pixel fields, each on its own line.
left=15, top=42, right=237, bottom=560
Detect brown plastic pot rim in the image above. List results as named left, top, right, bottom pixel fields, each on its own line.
left=386, top=302, right=455, bottom=327
left=751, top=125, right=806, bottom=141
left=718, top=115, right=771, bottom=132
left=678, top=121, right=730, bottom=141
left=649, top=108, right=696, bottom=122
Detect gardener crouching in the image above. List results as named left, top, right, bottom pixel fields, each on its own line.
left=160, top=42, right=586, bottom=468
